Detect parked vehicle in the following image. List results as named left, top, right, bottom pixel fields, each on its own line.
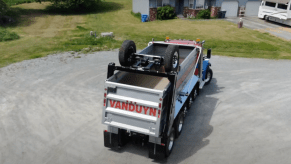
left=258, top=0, right=291, bottom=26
left=102, top=38, right=213, bottom=158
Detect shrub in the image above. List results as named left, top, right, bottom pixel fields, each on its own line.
left=157, top=6, right=176, bottom=20
left=131, top=11, right=141, bottom=19
left=0, top=27, right=20, bottom=42
left=37, top=0, right=100, bottom=12
left=196, top=10, right=210, bottom=19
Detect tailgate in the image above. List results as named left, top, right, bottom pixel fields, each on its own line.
left=102, top=81, right=165, bottom=137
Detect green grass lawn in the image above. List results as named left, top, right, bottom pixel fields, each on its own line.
left=0, top=0, right=291, bottom=68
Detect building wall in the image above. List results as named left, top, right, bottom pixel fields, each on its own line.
left=149, top=0, right=176, bottom=7
left=133, top=0, right=150, bottom=15
left=215, top=0, right=260, bottom=7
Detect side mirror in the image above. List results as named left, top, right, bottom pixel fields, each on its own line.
left=207, top=49, right=211, bottom=59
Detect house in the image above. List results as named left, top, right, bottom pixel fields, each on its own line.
left=132, top=0, right=262, bottom=21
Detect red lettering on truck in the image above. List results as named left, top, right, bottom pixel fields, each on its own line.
left=149, top=108, right=156, bottom=116
left=129, top=104, right=135, bottom=111
left=143, top=106, right=149, bottom=115
left=108, top=100, right=158, bottom=117
left=110, top=100, right=116, bottom=107
left=136, top=105, right=142, bottom=113
left=122, top=102, right=128, bottom=110
left=115, top=101, right=121, bottom=109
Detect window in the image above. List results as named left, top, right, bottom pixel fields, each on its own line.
left=196, top=0, right=204, bottom=9
left=189, top=0, right=194, bottom=9
left=277, top=3, right=287, bottom=10
left=163, top=0, right=170, bottom=6
left=157, top=0, right=162, bottom=7
left=265, top=1, right=276, bottom=7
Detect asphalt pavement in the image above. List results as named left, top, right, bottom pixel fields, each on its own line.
left=225, top=16, right=291, bottom=40
left=1, top=51, right=291, bottom=164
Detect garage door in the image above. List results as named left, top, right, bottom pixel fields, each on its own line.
left=245, top=1, right=261, bottom=16
left=221, top=1, right=239, bottom=17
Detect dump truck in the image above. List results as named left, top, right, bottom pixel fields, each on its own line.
left=102, top=38, right=213, bottom=158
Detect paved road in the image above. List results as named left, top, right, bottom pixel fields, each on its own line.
left=1, top=51, right=291, bottom=164
left=225, top=16, right=291, bottom=40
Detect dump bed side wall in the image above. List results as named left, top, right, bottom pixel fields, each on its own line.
left=174, top=48, right=198, bottom=118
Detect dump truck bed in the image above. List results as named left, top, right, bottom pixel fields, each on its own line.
left=103, top=41, right=199, bottom=137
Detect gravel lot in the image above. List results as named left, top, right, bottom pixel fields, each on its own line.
left=1, top=50, right=291, bottom=164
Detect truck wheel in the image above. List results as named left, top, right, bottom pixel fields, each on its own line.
left=164, top=45, right=179, bottom=72
left=119, top=40, right=136, bottom=66
left=187, top=91, right=194, bottom=109
left=174, top=112, right=184, bottom=138
left=192, top=85, right=198, bottom=101
left=165, top=128, right=175, bottom=157
left=205, top=68, right=213, bottom=85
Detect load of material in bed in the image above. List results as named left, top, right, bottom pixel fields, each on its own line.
left=109, top=71, right=170, bottom=90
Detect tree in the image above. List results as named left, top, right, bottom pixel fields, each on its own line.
left=0, top=0, right=10, bottom=25
left=36, top=0, right=100, bottom=11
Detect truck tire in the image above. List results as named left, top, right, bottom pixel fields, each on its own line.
left=164, top=45, right=179, bottom=72
left=165, top=128, right=175, bottom=157
left=205, top=68, right=213, bottom=85
left=119, top=40, right=136, bottom=66
left=187, top=91, right=194, bottom=109
left=193, top=85, right=198, bottom=100
left=174, top=112, right=184, bottom=138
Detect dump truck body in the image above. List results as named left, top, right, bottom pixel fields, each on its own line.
left=102, top=39, right=212, bottom=158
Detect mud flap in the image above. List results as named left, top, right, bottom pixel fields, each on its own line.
left=148, top=142, right=165, bottom=159
left=104, top=131, right=119, bottom=148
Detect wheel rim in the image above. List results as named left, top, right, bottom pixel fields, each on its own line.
left=178, top=117, right=184, bottom=132
left=188, top=96, right=193, bottom=107
left=168, top=132, right=174, bottom=151
left=194, top=89, right=197, bottom=99
left=172, top=52, right=178, bottom=69
left=127, top=46, right=135, bottom=62
left=183, top=106, right=187, bottom=117
left=205, top=72, right=211, bottom=83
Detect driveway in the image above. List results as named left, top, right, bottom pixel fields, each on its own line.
left=225, top=16, right=291, bottom=40
left=1, top=51, right=291, bottom=164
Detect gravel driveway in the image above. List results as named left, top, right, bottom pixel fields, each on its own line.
left=1, top=51, right=291, bottom=164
